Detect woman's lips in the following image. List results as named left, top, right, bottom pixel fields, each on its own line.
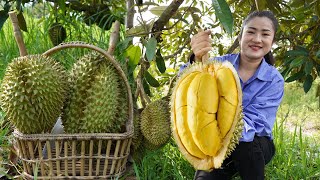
left=249, top=45, right=262, bottom=51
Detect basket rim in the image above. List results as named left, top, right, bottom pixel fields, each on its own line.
left=13, top=129, right=133, bottom=141
left=42, top=41, right=134, bottom=135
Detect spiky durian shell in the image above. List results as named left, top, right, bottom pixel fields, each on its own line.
left=0, top=55, right=68, bottom=134
left=171, top=60, right=243, bottom=170
left=48, top=22, right=67, bottom=46
left=140, top=99, right=171, bottom=150
left=62, top=53, right=127, bottom=133
left=80, top=62, right=120, bottom=133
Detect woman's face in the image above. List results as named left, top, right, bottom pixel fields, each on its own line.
left=239, top=17, right=275, bottom=62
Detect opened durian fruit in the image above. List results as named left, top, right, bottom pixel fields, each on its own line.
left=171, top=60, right=243, bottom=171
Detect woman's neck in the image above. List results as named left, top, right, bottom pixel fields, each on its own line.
left=238, top=54, right=262, bottom=82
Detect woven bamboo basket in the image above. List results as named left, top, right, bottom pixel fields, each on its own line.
left=8, top=12, right=134, bottom=180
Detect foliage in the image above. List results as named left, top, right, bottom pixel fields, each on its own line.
left=0, top=5, right=320, bottom=178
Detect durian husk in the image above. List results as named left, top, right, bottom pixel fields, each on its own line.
left=171, top=60, right=243, bottom=170
left=140, top=99, right=171, bottom=151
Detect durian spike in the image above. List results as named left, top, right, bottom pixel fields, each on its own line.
left=9, top=11, right=27, bottom=56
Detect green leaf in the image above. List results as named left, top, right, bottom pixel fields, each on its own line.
left=285, top=49, right=309, bottom=57
left=126, top=45, right=141, bottom=69
left=316, top=50, right=320, bottom=59
left=316, top=84, right=320, bottom=97
left=0, top=10, right=9, bottom=30
left=17, top=12, right=28, bottom=32
left=255, top=0, right=267, bottom=11
left=0, top=2, right=10, bottom=30
left=145, top=37, right=157, bottom=61
left=149, top=6, right=167, bottom=16
left=155, top=49, right=166, bottom=73
left=304, top=61, right=313, bottom=75
left=285, top=70, right=304, bottom=82
left=144, top=70, right=160, bottom=87
left=218, top=44, right=224, bottom=55
left=303, top=75, right=313, bottom=93
left=143, top=78, right=152, bottom=96
left=289, top=57, right=305, bottom=68
left=211, top=0, right=233, bottom=35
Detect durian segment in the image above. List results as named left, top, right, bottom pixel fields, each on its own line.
left=217, top=98, right=237, bottom=138
left=174, top=71, right=205, bottom=158
left=140, top=99, right=171, bottom=150
left=176, top=107, right=206, bottom=158
left=187, top=73, right=220, bottom=156
left=0, top=55, right=68, bottom=134
left=215, top=66, right=238, bottom=106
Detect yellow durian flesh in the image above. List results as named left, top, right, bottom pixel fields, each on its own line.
left=187, top=73, right=221, bottom=156
left=171, top=61, right=243, bottom=171
left=174, top=71, right=206, bottom=158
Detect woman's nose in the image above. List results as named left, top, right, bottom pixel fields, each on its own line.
left=252, top=34, right=262, bottom=42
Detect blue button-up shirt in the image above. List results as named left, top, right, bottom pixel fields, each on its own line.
left=179, top=53, right=284, bottom=142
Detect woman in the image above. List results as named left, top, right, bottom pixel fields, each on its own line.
left=181, top=11, right=284, bottom=180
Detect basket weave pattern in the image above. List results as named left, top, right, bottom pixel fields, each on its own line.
left=12, top=42, right=134, bottom=179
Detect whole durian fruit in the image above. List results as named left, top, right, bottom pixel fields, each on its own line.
left=62, top=53, right=127, bottom=133
left=140, top=98, right=171, bottom=150
left=171, top=60, right=243, bottom=171
left=0, top=55, right=68, bottom=134
left=48, top=22, right=67, bottom=46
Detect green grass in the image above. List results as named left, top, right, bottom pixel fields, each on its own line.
left=1, top=8, right=320, bottom=180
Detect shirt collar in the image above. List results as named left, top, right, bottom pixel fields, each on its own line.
left=233, top=53, right=273, bottom=82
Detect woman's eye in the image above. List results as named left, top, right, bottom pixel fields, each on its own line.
left=247, top=31, right=254, bottom=34
left=263, top=34, right=270, bottom=36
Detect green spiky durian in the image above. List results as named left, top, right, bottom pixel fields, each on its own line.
left=0, top=55, right=68, bottom=134
left=140, top=99, right=171, bottom=150
left=48, top=22, right=67, bottom=46
left=62, top=53, right=128, bottom=133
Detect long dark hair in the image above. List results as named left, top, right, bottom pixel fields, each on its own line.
left=239, top=11, right=279, bottom=66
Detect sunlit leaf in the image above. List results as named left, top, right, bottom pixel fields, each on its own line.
left=211, top=0, right=233, bottom=35
left=255, top=0, right=266, bottom=11
left=126, top=45, right=141, bottom=69
left=149, top=6, right=167, bottom=16
left=146, top=37, right=157, bottom=61
left=144, top=70, right=160, bottom=87
left=127, top=25, right=146, bottom=36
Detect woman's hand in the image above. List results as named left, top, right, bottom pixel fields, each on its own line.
left=190, top=29, right=212, bottom=62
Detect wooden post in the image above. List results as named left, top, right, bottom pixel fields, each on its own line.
left=9, top=11, right=28, bottom=56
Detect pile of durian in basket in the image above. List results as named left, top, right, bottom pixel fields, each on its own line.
left=0, top=52, right=129, bottom=135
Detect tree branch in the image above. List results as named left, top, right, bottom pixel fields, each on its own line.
left=152, top=0, right=185, bottom=40
left=107, top=21, right=121, bottom=55
left=226, top=35, right=239, bottom=54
